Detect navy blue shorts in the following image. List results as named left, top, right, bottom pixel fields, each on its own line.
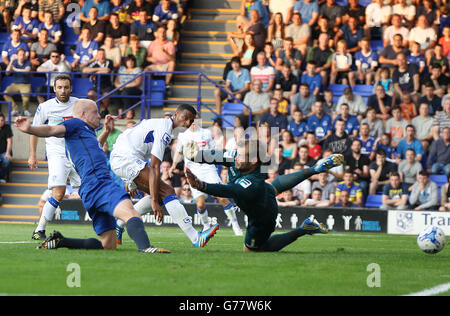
left=82, top=180, right=130, bottom=235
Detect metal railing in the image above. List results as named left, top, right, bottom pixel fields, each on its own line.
left=0, top=70, right=253, bottom=127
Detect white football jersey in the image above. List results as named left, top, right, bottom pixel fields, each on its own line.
left=177, top=127, right=217, bottom=172
left=112, top=118, right=173, bottom=161
left=32, top=96, right=78, bottom=157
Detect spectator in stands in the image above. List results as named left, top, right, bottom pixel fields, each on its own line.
left=277, top=189, right=301, bottom=207
left=420, top=82, right=442, bottom=116
left=95, top=114, right=122, bottom=153
left=345, top=139, right=371, bottom=198
left=370, top=133, right=396, bottom=161
left=130, top=9, right=157, bottom=49
left=1, top=29, right=29, bottom=69
left=438, top=26, right=450, bottom=58
left=432, top=96, right=450, bottom=140
left=12, top=3, right=39, bottom=43
left=38, top=0, right=64, bottom=23
left=385, top=105, right=409, bottom=147
left=337, top=87, right=366, bottom=118
left=334, top=16, right=363, bottom=54
left=396, top=125, right=424, bottom=162
left=280, top=130, right=298, bottom=161
left=304, top=187, right=330, bottom=207
left=393, top=52, right=420, bottom=105
left=38, top=10, right=61, bottom=46
left=378, top=34, right=409, bottom=75
left=179, top=182, right=194, bottom=203
left=233, top=9, right=267, bottom=51
left=343, top=0, right=365, bottom=26
left=357, top=123, right=376, bottom=157
left=319, top=0, right=342, bottom=32
left=237, top=0, right=269, bottom=31
left=301, top=61, right=322, bottom=97
left=306, top=33, right=333, bottom=87
left=127, top=0, right=156, bottom=24
left=3, top=48, right=32, bottom=117
left=333, top=103, right=359, bottom=139
left=330, top=40, right=355, bottom=88
left=214, top=56, right=250, bottom=115
left=275, top=37, right=303, bottom=78
left=398, top=148, right=422, bottom=189
left=307, top=100, right=333, bottom=142
left=293, top=0, right=319, bottom=27
left=285, top=13, right=310, bottom=57
left=392, top=0, right=416, bottom=28
left=71, top=27, right=98, bottom=71
left=409, top=170, right=439, bottom=210
left=323, top=89, right=337, bottom=118
left=428, top=44, right=448, bottom=74
left=361, top=107, right=384, bottom=139
left=412, top=102, right=434, bottom=152
left=0, top=0, right=15, bottom=33
left=114, top=55, right=143, bottom=117
left=365, top=0, right=388, bottom=39
left=408, top=40, right=427, bottom=75
left=323, top=118, right=352, bottom=155
left=305, top=131, right=321, bottom=161
left=311, top=172, right=336, bottom=205
left=367, top=84, right=393, bottom=122
left=0, top=112, right=12, bottom=183
left=408, top=14, right=436, bottom=56
left=439, top=177, right=450, bottom=211
left=296, top=144, right=315, bottom=168
left=373, top=67, right=395, bottom=99
left=266, top=12, right=285, bottom=51
left=35, top=50, right=71, bottom=103
left=399, top=93, right=417, bottom=122
left=242, top=79, right=270, bottom=123
left=153, top=0, right=178, bottom=26
left=291, top=83, right=316, bottom=118
left=228, top=33, right=258, bottom=71
left=422, top=64, right=449, bottom=99
left=290, top=163, right=312, bottom=204
left=146, top=26, right=176, bottom=86
left=166, top=18, right=180, bottom=48
left=101, top=34, right=122, bottom=69
left=369, top=148, right=398, bottom=195
left=105, top=13, right=130, bottom=52
left=274, top=64, right=298, bottom=101
left=83, top=48, right=115, bottom=96
left=383, top=14, right=409, bottom=48
left=259, top=97, right=288, bottom=133
left=30, top=28, right=57, bottom=69
left=427, top=126, right=450, bottom=177
left=288, top=109, right=307, bottom=143
left=335, top=170, right=363, bottom=206
left=334, top=189, right=358, bottom=208
left=250, top=51, right=275, bottom=93
left=381, top=172, right=409, bottom=210
left=354, top=37, right=378, bottom=86
left=124, top=34, right=147, bottom=68
left=80, top=0, right=111, bottom=23
left=82, top=7, right=106, bottom=44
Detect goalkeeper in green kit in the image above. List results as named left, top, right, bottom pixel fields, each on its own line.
left=183, top=138, right=344, bottom=252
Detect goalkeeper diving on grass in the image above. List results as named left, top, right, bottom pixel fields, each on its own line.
left=183, top=138, right=344, bottom=252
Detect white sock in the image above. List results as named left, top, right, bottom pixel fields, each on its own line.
left=224, top=206, right=239, bottom=224
left=165, top=196, right=198, bottom=243
left=197, top=208, right=210, bottom=227
left=117, top=196, right=153, bottom=229
left=35, top=197, right=59, bottom=232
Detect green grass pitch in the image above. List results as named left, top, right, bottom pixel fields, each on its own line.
left=0, top=223, right=449, bottom=296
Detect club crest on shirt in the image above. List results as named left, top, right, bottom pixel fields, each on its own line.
left=162, top=132, right=171, bottom=146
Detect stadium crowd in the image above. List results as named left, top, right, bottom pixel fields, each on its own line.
left=0, top=0, right=449, bottom=212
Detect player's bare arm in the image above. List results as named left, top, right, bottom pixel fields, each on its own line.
left=15, top=116, right=66, bottom=138
left=149, top=154, right=164, bottom=222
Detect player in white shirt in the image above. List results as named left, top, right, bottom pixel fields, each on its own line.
left=110, top=104, right=219, bottom=248
left=30, top=75, right=81, bottom=241
left=171, top=117, right=243, bottom=236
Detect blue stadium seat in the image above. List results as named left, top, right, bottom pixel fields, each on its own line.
left=359, top=0, right=372, bottom=6
left=149, top=91, right=164, bottom=106
left=222, top=114, right=236, bottom=129
left=430, top=174, right=448, bottom=188
left=63, top=24, right=79, bottom=45
left=365, top=195, right=383, bottom=208
left=353, top=84, right=374, bottom=97
left=370, top=40, right=384, bottom=53
left=1, top=76, right=15, bottom=91
left=328, top=84, right=349, bottom=103
left=71, top=77, right=93, bottom=97
left=145, top=79, right=166, bottom=106
left=336, top=0, right=348, bottom=6
left=0, top=32, right=10, bottom=45
left=222, top=102, right=243, bottom=115
left=30, top=76, right=47, bottom=92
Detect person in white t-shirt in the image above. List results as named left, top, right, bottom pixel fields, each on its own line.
left=171, top=118, right=243, bottom=236
left=408, top=14, right=436, bottom=55
left=30, top=75, right=81, bottom=241
left=110, top=104, right=220, bottom=248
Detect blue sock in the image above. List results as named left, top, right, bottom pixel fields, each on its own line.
left=59, top=238, right=103, bottom=249
left=223, top=202, right=233, bottom=210
left=260, top=231, right=300, bottom=252
left=126, top=217, right=151, bottom=250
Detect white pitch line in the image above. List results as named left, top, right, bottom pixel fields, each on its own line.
left=403, top=282, right=450, bottom=296
left=0, top=241, right=36, bottom=244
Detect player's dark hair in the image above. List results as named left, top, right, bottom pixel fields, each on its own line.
left=176, top=104, right=197, bottom=117
left=53, top=74, right=72, bottom=87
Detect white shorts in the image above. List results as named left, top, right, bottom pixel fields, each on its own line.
left=109, top=153, right=147, bottom=191
left=189, top=168, right=222, bottom=200
left=47, top=155, right=81, bottom=189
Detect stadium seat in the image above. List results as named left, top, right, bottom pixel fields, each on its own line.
left=336, top=0, right=348, bottom=6
left=1, top=76, right=15, bottom=91
left=63, top=24, right=79, bottom=45
left=221, top=114, right=236, bottom=129
left=353, top=84, right=374, bottom=96
left=430, top=174, right=448, bottom=188
left=222, top=102, right=243, bottom=115
left=71, top=77, right=93, bottom=97
left=31, top=76, right=47, bottom=92
left=0, top=32, right=10, bottom=45
left=359, top=0, right=372, bottom=6
left=365, top=195, right=383, bottom=208
left=146, top=79, right=166, bottom=106
left=370, top=40, right=384, bottom=54
left=328, top=84, right=349, bottom=103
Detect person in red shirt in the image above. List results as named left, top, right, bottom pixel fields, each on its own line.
left=399, top=93, right=417, bottom=122
left=438, top=26, right=450, bottom=58
left=305, top=131, right=322, bottom=160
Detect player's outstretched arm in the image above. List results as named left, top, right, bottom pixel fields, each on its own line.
left=15, top=116, right=66, bottom=138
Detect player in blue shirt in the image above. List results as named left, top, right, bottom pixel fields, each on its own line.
left=15, top=99, right=170, bottom=253
left=12, top=4, right=40, bottom=42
